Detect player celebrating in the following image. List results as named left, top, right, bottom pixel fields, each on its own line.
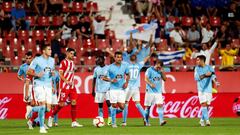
left=194, top=55, right=219, bottom=126
left=92, top=56, right=112, bottom=125
left=17, top=52, right=33, bottom=119
left=144, top=60, right=167, bottom=126
left=49, top=48, right=83, bottom=128
left=27, top=44, right=55, bottom=133
left=108, top=51, right=129, bottom=128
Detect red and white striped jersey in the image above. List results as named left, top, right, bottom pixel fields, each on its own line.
left=59, top=59, right=75, bottom=90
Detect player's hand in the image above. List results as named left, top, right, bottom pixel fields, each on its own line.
left=92, top=91, right=96, bottom=97
left=36, top=71, right=44, bottom=78
left=51, top=71, right=55, bottom=76
left=122, top=82, right=128, bottom=89
left=24, top=95, right=29, bottom=102
left=111, top=79, right=117, bottom=83
left=150, top=83, right=156, bottom=88
left=215, top=81, right=220, bottom=87
left=205, top=72, right=212, bottom=77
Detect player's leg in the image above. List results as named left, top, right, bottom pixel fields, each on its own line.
left=205, top=93, right=212, bottom=126
left=105, top=91, right=112, bottom=125
left=122, top=89, right=132, bottom=126
left=95, top=92, right=105, bottom=117
left=48, top=93, right=58, bottom=127
left=70, top=88, right=83, bottom=127
left=24, top=83, right=33, bottom=120
left=155, top=93, right=166, bottom=126
left=198, top=92, right=209, bottom=126
left=133, top=90, right=146, bottom=122
left=109, top=90, right=118, bottom=127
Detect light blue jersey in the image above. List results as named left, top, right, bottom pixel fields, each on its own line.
left=145, top=67, right=163, bottom=93
left=194, top=65, right=216, bottom=93
left=52, top=70, right=60, bottom=91
left=18, top=63, right=29, bottom=79
left=137, top=46, right=150, bottom=63
left=29, top=56, right=55, bottom=88
left=93, top=65, right=110, bottom=93
left=123, top=47, right=137, bottom=63
left=108, top=62, right=129, bottom=90
left=128, top=61, right=144, bottom=89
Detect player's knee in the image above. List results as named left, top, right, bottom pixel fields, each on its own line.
left=135, top=101, right=140, bottom=104
left=201, top=103, right=207, bottom=107
left=157, top=104, right=163, bottom=108
left=111, top=103, right=117, bottom=108
left=98, top=103, right=103, bottom=108
left=71, top=100, right=77, bottom=106
left=59, top=102, right=65, bottom=107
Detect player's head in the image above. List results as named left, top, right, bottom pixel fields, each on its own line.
left=25, top=51, right=33, bottom=65
left=130, top=54, right=137, bottom=62
left=154, top=59, right=164, bottom=70
left=41, top=43, right=52, bottom=57
left=66, top=48, right=75, bottom=60
left=96, top=56, right=105, bottom=66
left=202, top=43, right=208, bottom=50
left=196, top=55, right=206, bottom=66
left=226, top=44, right=231, bottom=51
left=114, top=51, right=123, bottom=64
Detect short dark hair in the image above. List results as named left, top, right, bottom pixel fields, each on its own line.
left=66, top=48, right=75, bottom=52
left=35, top=53, right=41, bottom=57
left=25, top=51, right=32, bottom=56
left=40, top=43, right=51, bottom=51
left=155, top=59, right=164, bottom=66
left=197, top=55, right=206, bottom=62
left=114, top=51, right=122, bottom=57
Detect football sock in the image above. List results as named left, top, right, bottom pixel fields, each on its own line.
left=98, top=107, right=103, bottom=117
left=54, top=114, right=58, bottom=123
left=30, top=112, right=38, bottom=122
left=123, top=104, right=128, bottom=123
left=136, top=103, right=146, bottom=120
left=202, top=107, right=209, bottom=121
left=145, top=108, right=150, bottom=123
left=39, top=105, right=45, bottom=128
left=108, top=106, right=112, bottom=117
left=71, top=105, right=77, bottom=122
left=111, top=107, right=117, bottom=125
left=157, top=107, right=164, bottom=123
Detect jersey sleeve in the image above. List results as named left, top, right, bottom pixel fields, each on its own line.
left=125, top=64, right=129, bottom=75
left=59, top=60, right=66, bottom=72
left=93, top=68, right=97, bottom=78
left=29, top=58, right=38, bottom=70
left=194, top=67, right=201, bottom=81
left=145, top=68, right=151, bottom=79
left=139, top=61, right=145, bottom=69
left=17, top=66, right=23, bottom=76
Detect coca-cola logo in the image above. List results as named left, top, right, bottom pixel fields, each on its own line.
left=0, top=97, right=12, bottom=119
left=150, top=96, right=216, bottom=118
left=232, top=103, right=240, bottom=113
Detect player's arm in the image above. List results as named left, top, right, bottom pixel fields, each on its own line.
left=123, top=73, right=130, bottom=89
left=24, top=78, right=30, bottom=101
left=59, top=70, right=71, bottom=85
left=92, top=77, right=96, bottom=97
left=17, top=67, right=24, bottom=81
left=145, top=75, right=155, bottom=88
left=160, top=68, right=167, bottom=81
left=143, top=46, right=155, bottom=64
left=106, top=48, right=114, bottom=58
left=209, top=40, right=218, bottom=54
left=27, top=59, right=44, bottom=78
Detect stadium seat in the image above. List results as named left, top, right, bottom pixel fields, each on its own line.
left=68, top=39, right=81, bottom=50
left=111, top=39, right=123, bottom=51
left=25, top=38, right=37, bottom=53
left=105, top=29, right=116, bottom=39
left=25, top=16, right=36, bottom=27
left=52, top=16, right=64, bottom=27
left=37, top=16, right=50, bottom=27
left=171, top=60, right=186, bottom=72
left=181, top=16, right=193, bottom=27
left=62, top=2, right=70, bottom=13
left=168, top=16, right=179, bottom=24
left=185, top=58, right=195, bottom=71
left=70, top=16, right=79, bottom=26
left=96, top=39, right=110, bottom=51
left=11, top=56, right=23, bottom=66
left=232, top=39, right=240, bottom=47
left=18, top=30, right=29, bottom=41
left=82, top=39, right=95, bottom=51
left=210, top=17, right=220, bottom=27
left=141, top=16, right=149, bottom=24
left=2, top=2, right=12, bottom=12
left=32, top=30, right=44, bottom=41
left=159, top=17, right=166, bottom=26
left=156, top=39, right=168, bottom=51
left=86, top=1, right=98, bottom=12
left=80, top=56, right=95, bottom=72
left=200, top=16, right=208, bottom=25
left=46, top=30, right=57, bottom=41
left=4, top=31, right=16, bottom=40
left=72, top=2, right=83, bottom=13
left=0, top=38, right=6, bottom=52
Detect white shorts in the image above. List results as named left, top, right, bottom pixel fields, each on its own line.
left=23, top=84, right=33, bottom=102
left=109, top=90, right=125, bottom=104
left=198, top=92, right=212, bottom=105
left=33, top=86, right=52, bottom=104
left=95, top=91, right=110, bottom=103
left=144, top=92, right=164, bottom=106
left=52, top=94, right=58, bottom=105
left=125, top=87, right=140, bottom=102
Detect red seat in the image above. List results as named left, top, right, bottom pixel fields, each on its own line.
left=72, top=2, right=83, bottom=13
left=156, top=39, right=168, bottom=51
left=81, top=56, right=95, bottom=72
left=62, top=2, right=70, bottom=13
left=0, top=38, right=6, bottom=52
left=111, top=39, right=123, bottom=51
left=52, top=16, right=63, bottom=27
left=4, top=31, right=16, bottom=40
left=141, top=16, right=149, bottom=24
left=18, top=30, right=29, bottom=41
left=3, top=2, right=12, bottom=12
left=210, top=17, right=220, bottom=27
left=68, top=39, right=81, bottom=50
left=32, top=30, right=44, bottom=41
left=200, top=16, right=208, bottom=25
left=168, top=16, right=179, bottom=24
left=232, top=39, right=240, bottom=47
left=105, top=29, right=116, bottom=39
left=25, top=16, right=36, bottom=27
left=86, top=2, right=98, bottom=12
left=11, top=56, right=23, bottom=66
left=96, top=39, right=110, bottom=51
left=25, top=38, right=37, bottom=53
left=46, top=30, right=57, bottom=41
left=185, top=58, right=195, bottom=71
left=37, top=16, right=50, bottom=27
left=181, top=16, right=193, bottom=27
left=70, top=16, right=79, bottom=26
left=159, top=17, right=166, bottom=26
left=171, top=60, right=186, bottom=72
left=83, top=39, right=95, bottom=51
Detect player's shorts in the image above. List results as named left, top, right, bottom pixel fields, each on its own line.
left=59, top=87, right=78, bottom=103
left=109, top=90, right=125, bottom=104
left=33, top=86, right=52, bottom=104
left=198, top=92, right=212, bottom=105
left=52, top=94, right=58, bottom=105
left=23, top=83, right=33, bottom=103
left=144, top=92, right=164, bottom=106
left=125, top=87, right=140, bottom=102
left=95, top=91, right=110, bottom=103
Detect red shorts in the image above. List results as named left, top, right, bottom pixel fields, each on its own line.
left=59, top=87, right=78, bottom=103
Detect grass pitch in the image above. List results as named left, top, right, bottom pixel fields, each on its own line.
left=0, top=118, right=239, bottom=135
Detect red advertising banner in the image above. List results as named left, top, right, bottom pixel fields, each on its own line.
left=0, top=94, right=239, bottom=119
left=0, top=72, right=240, bottom=94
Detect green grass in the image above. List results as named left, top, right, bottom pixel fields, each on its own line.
left=0, top=118, right=239, bottom=135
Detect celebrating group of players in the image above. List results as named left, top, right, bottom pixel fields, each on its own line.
left=17, top=34, right=219, bottom=133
